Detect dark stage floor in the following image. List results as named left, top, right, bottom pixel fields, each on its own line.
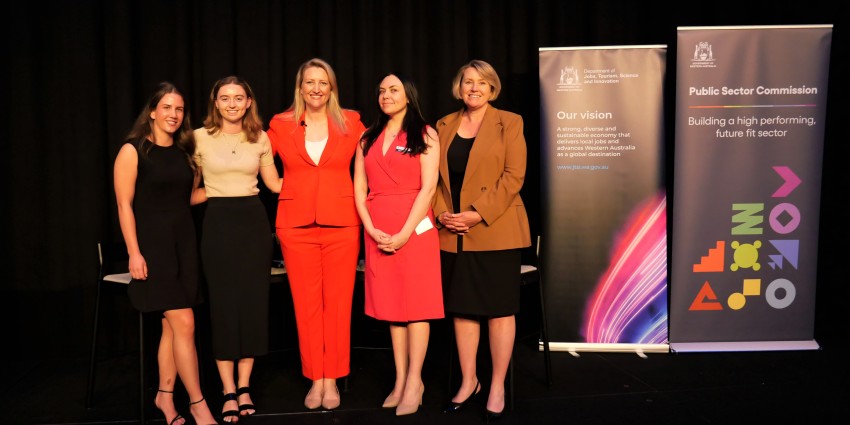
left=5, top=270, right=849, bottom=425
left=5, top=317, right=848, bottom=425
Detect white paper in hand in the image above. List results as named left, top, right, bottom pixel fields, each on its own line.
left=414, top=216, right=434, bottom=235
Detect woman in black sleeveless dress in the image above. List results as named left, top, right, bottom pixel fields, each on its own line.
left=114, top=82, right=218, bottom=425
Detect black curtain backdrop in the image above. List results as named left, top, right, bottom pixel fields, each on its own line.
left=3, top=0, right=846, bottom=361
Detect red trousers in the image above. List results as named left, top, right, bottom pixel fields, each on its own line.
left=277, top=224, right=360, bottom=380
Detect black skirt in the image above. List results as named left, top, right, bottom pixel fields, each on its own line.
left=441, top=236, right=521, bottom=317
left=201, top=196, right=271, bottom=360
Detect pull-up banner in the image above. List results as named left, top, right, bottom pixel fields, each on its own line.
left=539, top=46, right=668, bottom=353
left=670, top=25, right=832, bottom=352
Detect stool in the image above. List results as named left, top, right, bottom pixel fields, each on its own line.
left=85, top=241, right=146, bottom=424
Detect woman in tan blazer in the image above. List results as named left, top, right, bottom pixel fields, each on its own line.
left=434, top=60, right=531, bottom=422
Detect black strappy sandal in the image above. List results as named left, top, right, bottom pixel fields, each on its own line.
left=188, top=397, right=217, bottom=425
left=221, top=392, right=239, bottom=423
left=156, top=389, right=185, bottom=425
left=236, top=387, right=256, bottom=416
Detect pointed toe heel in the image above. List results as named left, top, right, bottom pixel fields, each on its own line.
left=485, top=408, right=504, bottom=423
left=442, top=380, right=480, bottom=413
left=321, top=384, right=340, bottom=410
left=382, top=392, right=400, bottom=408
left=304, top=387, right=323, bottom=410
left=396, top=384, right=424, bottom=416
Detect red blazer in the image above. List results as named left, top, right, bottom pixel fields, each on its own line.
left=268, top=109, right=366, bottom=229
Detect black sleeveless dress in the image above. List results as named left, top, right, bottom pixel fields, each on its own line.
left=127, top=141, right=202, bottom=313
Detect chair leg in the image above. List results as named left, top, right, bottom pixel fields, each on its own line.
left=139, top=312, right=146, bottom=425
left=538, top=275, right=553, bottom=387
left=85, top=281, right=103, bottom=409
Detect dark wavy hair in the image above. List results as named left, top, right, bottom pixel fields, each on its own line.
left=202, top=75, right=263, bottom=143
left=361, top=72, right=428, bottom=157
left=124, top=81, right=196, bottom=172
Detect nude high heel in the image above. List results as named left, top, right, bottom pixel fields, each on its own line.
left=304, top=385, right=323, bottom=410
left=321, top=384, right=340, bottom=410
left=396, top=383, right=424, bottom=416
left=382, top=391, right=401, bottom=408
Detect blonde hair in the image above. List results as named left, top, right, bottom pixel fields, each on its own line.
left=451, top=59, right=502, bottom=101
left=289, top=58, right=348, bottom=133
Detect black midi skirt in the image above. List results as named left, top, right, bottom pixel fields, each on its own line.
left=201, top=196, right=272, bottom=360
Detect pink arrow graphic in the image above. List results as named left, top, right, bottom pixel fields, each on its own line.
left=772, top=166, right=801, bottom=198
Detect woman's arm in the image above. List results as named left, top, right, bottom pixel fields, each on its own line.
left=190, top=169, right=207, bottom=205
left=381, top=127, right=441, bottom=251
left=113, top=144, right=147, bottom=280
left=259, top=164, right=283, bottom=193
left=354, top=141, right=390, bottom=245
left=258, top=131, right=282, bottom=193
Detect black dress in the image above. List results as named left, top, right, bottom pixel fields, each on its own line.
left=441, top=134, right=521, bottom=317
left=127, top=141, right=202, bottom=313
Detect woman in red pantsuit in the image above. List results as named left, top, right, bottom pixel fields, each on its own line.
left=267, top=58, right=365, bottom=411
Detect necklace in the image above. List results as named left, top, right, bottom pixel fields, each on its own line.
left=221, top=131, right=244, bottom=154
left=386, top=128, right=400, bottom=140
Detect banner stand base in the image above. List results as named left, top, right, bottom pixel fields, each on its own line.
left=544, top=342, right=669, bottom=358
left=670, top=340, right=820, bottom=353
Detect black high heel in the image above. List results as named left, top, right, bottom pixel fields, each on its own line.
left=156, top=389, right=185, bottom=425
left=485, top=408, right=504, bottom=423
left=220, top=392, right=239, bottom=423
left=442, top=380, right=481, bottom=413
left=236, top=387, right=256, bottom=416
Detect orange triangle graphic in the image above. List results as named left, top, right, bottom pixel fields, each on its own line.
left=689, top=281, right=723, bottom=310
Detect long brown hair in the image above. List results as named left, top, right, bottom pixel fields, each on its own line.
left=202, top=76, right=263, bottom=143
left=124, top=82, right=196, bottom=172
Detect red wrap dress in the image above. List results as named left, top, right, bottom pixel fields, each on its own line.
left=363, top=130, right=444, bottom=322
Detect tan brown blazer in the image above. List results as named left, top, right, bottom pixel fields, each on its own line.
left=434, top=105, right=531, bottom=252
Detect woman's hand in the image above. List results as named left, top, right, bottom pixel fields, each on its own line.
left=439, top=211, right=482, bottom=234
left=377, top=233, right=410, bottom=254
left=128, top=252, right=148, bottom=280
left=368, top=228, right=391, bottom=244
left=370, top=227, right=402, bottom=254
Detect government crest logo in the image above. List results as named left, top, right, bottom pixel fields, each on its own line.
left=690, top=41, right=717, bottom=69
left=557, top=66, right=581, bottom=92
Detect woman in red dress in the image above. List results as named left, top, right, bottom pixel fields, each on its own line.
left=354, top=73, right=443, bottom=416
